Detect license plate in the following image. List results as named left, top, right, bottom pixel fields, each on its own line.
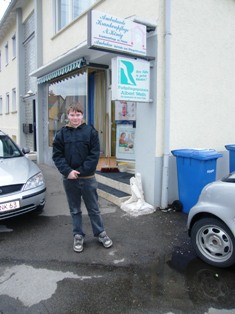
left=0, top=200, right=20, bottom=212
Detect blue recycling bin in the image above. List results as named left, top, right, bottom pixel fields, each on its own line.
left=171, top=149, right=222, bottom=214
left=225, top=145, right=235, bottom=173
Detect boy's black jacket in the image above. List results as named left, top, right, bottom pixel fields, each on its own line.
left=52, top=123, right=100, bottom=178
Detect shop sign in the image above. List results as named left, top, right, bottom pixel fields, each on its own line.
left=88, top=10, right=146, bottom=56
left=112, top=57, right=150, bottom=102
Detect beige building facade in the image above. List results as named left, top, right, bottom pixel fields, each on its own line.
left=0, top=0, right=235, bottom=208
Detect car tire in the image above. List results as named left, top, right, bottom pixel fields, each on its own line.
left=191, top=217, right=235, bottom=268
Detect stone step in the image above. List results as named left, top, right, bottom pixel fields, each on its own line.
left=97, top=182, right=130, bottom=206
left=95, top=171, right=133, bottom=206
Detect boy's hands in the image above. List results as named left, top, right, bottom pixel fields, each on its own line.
left=68, top=170, right=80, bottom=179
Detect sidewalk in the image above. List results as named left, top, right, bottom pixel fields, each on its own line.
left=39, top=163, right=119, bottom=217
left=38, top=163, right=189, bottom=266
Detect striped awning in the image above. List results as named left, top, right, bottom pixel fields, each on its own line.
left=37, top=58, right=86, bottom=84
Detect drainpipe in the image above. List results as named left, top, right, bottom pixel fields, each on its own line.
left=161, top=0, right=171, bottom=209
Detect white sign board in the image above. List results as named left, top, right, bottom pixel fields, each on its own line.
left=88, top=10, right=146, bottom=56
left=112, top=57, right=150, bottom=102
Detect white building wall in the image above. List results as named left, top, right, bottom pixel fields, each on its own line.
left=167, top=0, right=235, bottom=204
left=170, top=0, right=235, bottom=151
left=0, top=0, right=34, bottom=145
left=37, top=0, right=235, bottom=207
left=41, top=0, right=160, bottom=66
left=0, top=22, right=18, bottom=139
left=25, top=0, right=235, bottom=207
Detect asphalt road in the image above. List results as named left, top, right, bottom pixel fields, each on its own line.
left=0, top=164, right=235, bottom=314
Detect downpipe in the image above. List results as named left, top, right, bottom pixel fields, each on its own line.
left=160, top=0, right=171, bottom=209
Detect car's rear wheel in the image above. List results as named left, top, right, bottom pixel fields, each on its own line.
left=191, top=217, right=235, bottom=268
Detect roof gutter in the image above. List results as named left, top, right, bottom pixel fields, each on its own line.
left=0, top=0, right=17, bottom=27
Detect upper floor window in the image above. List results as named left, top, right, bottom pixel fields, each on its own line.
left=0, top=97, right=2, bottom=115
left=12, top=88, right=16, bottom=112
left=6, top=93, right=9, bottom=114
left=5, top=42, right=9, bottom=65
left=12, top=34, right=16, bottom=59
left=55, top=0, right=98, bottom=31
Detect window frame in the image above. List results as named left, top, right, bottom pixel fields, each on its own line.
left=54, top=0, right=99, bottom=33
left=12, top=34, right=16, bottom=59
left=12, top=88, right=16, bottom=112
left=0, top=97, right=2, bottom=115
left=5, top=42, right=9, bottom=66
left=5, top=93, right=9, bottom=114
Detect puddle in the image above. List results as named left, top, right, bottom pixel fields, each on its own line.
left=0, top=225, right=13, bottom=232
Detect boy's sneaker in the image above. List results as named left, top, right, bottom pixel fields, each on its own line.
left=73, top=234, right=84, bottom=253
left=98, top=231, right=113, bottom=248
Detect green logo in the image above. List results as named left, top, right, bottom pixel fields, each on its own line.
left=119, top=60, right=136, bottom=86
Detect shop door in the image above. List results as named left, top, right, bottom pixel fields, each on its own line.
left=88, top=70, right=106, bottom=156
left=32, top=100, right=37, bottom=151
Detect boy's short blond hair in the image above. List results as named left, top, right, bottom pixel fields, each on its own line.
left=66, top=102, right=84, bottom=114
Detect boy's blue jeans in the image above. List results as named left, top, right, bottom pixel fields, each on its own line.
left=63, top=177, right=104, bottom=237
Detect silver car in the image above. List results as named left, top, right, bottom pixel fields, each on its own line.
left=0, top=131, right=46, bottom=220
left=187, top=172, right=235, bottom=268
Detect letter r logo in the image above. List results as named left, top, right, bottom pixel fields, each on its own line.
left=119, top=60, right=136, bottom=86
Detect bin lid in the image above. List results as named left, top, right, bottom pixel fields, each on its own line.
left=225, top=144, right=235, bottom=151
left=171, top=149, right=223, bottom=160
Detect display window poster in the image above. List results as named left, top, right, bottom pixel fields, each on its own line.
left=116, top=124, right=135, bottom=160
left=115, top=101, right=136, bottom=121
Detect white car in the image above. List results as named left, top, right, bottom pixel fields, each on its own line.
left=0, top=131, right=46, bottom=220
left=187, top=172, right=235, bottom=268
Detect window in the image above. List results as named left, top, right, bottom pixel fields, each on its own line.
left=0, top=97, right=2, bottom=114
left=12, top=88, right=16, bottom=112
left=48, top=71, right=87, bottom=146
left=6, top=93, right=9, bottom=114
left=12, top=34, right=16, bottom=59
left=55, top=0, right=98, bottom=31
left=5, top=42, right=8, bottom=65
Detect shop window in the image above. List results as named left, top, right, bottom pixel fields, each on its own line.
left=48, top=71, right=87, bottom=146
left=55, top=0, right=98, bottom=32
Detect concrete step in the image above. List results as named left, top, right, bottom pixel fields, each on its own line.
left=95, top=171, right=133, bottom=206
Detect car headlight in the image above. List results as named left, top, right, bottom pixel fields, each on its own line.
left=23, top=172, right=45, bottom=190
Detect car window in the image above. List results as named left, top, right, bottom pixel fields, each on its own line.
left=0, top=136, right=22, bottom=158
left=222, top=172, right=235, bottom=183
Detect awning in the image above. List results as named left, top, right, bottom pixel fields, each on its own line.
left=37, top=57, right=87, bottom=84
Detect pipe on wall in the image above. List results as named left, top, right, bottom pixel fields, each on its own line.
left=160, top=0, right=171, bottom=209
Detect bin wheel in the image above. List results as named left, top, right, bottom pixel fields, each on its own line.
left=171, top=200, right=183, bottom=212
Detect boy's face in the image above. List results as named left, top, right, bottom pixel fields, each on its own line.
left=67, top=110, right=83, bottom=128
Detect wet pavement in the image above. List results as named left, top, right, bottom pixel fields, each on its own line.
left=0, top=164, right=235, bottom=314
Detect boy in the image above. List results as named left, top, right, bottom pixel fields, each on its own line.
left=52, top=102, right=113, bottom=252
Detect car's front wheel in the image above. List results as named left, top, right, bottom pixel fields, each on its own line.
left=191, top=217, right=235, bottom=268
